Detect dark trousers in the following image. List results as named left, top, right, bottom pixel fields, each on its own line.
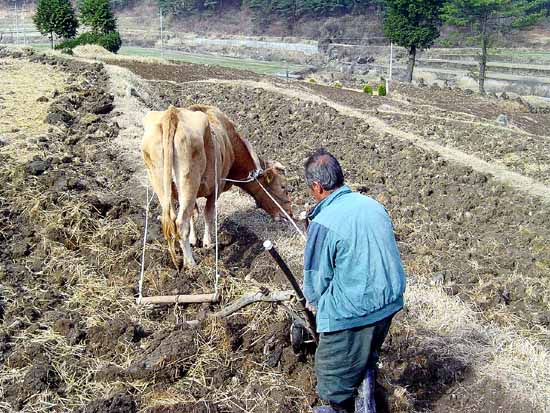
left=315, top=314, right=394, bottom=409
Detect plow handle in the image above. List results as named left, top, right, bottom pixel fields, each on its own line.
left=263, top=240, right=319, bottom=343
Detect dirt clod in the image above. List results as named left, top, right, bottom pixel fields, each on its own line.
left=87, top=317, right=147, bottom=357
left=77, top=391, right=138, bottom=413
left=25, top=158, right=49, bottom=176
left=124, top=328, right=197, bottom=381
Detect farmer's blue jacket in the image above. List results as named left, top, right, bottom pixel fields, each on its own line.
left=303, top=185, right=406, bottom=333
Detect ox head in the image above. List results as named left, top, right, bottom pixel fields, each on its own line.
left=255, top=160, right=293, bottom=221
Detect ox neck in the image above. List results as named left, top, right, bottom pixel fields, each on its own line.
left=227, top=157, right=266, bottom=186
left=240, top=178, right=271, bottom=207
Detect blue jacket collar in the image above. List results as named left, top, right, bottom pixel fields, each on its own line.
left=308, top=185, right=352, bottom=220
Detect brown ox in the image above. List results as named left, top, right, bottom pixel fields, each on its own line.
left=142, top=104, right=293, bottom=268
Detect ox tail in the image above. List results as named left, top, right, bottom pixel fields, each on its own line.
left=161, top=105, right=179, bottom=268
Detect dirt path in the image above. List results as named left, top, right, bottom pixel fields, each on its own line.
left=197, top=78, right=550, bottom=204
left=375, top=103, right=549, bottom=141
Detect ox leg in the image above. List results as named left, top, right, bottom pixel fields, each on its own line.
left=189, top=215, right=197, bottom=246
left=203, top=195, right=215, bottom=248
left=176, top=210, right=196, bottom=267
left=189, top=203, right=199, bottom=246
left=174, top=180, right=199, bottom=267
left=143, top=148, right=178, bottom=267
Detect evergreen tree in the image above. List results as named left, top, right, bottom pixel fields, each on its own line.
left=33, top=0, right=79, bottom=48
left=442, top=0, right=525, bottom=93
left=79, top=0, right=117, bottom=34
left=383, top=0, right=445, bottom=83
left=515, top=0, right=550, bottom=26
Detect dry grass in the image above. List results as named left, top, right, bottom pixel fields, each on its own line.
left=0, top=57, right=67, bottom=162
left=403, top=280, right=550, bottom=410
left=0, top=163, right=143, bottom=410
left=0, top=53, right=149, bottom=411
left=31, top=44, right=175, bottom=67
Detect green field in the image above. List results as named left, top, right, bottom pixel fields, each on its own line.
left=119, top=46, right=305, bottom=75
left=30, top=44, right=305, bottom=75
left=491, top=49, right=550, bottom=60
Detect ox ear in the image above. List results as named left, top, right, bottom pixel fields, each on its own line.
left=266, top=160, right=286, bottom=173
left=272, top=161, right=286, bottom=173
left=263, top=160, right=286, bottom=184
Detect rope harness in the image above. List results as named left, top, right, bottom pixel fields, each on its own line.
left=137, top=144, right=306, bottom=304
left=137, top=186, right=155, bottom=304
left=219, top=168, right=306, bottom=241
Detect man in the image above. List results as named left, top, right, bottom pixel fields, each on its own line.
left=303, top=149, right=407, bottom=413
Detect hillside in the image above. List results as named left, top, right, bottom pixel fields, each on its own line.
left=1, top=0, right=550, bottom=47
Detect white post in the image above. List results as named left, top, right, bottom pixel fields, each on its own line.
left=14, top=1, right=18, bottom=45
left=387, top=41, right=393, bottom=95
left=286, top=59, right=289, bottom=83
left=159, top=7, right=164, bottom=59
left=22, top=0, right=26, bottom=45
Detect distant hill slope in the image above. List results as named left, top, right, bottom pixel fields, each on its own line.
left=1, top=0, right=548, bottom=48
left=113, top=2, right=550, bottom=48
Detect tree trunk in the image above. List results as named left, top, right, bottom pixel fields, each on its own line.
left=479, top=17, right=488, bottom=94
left=406, top=45, right=417, bottom=83
left=50, top=33, right=54, bottom=49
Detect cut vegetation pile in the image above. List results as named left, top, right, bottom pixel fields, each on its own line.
left=0, top=47, right=548, bottom=412
left=73, top=45, right=116, bottom=58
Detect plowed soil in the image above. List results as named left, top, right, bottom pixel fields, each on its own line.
left=1, top=49, right=548, bottom=412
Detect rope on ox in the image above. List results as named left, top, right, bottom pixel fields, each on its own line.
left=213, top=133, right=220, bottom=299
left=137, top=137, right=306, bottom=305
left=254, top=177, right=306, bottom=241
left=221, top=169, right=306, bottom=241
left=137, top=185, right=155, bottom=304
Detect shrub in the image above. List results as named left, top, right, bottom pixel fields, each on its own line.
left=333, top=81, right=342, bottom=88
left=378, top=84, right=387, bottom=96
left=55, top=31, right=122, bottom=53
left=308, top=78, right=317, bottom=83
left=97, top=31, right=122, bottom=53
left=363, top=84, right=373, bottom=94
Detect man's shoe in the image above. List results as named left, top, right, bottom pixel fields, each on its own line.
left=313, top=406, right=338, bottom=413
left=313, top=399, right=355, bottom=413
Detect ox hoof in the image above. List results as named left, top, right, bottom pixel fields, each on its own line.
left=202, top=237, right=213, bottom=249
left=183, top=259, right=197, bottom=268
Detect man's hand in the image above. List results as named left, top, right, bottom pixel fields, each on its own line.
left=306, top=302, right=316, bottom=314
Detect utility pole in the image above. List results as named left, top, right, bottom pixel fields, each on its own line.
left=13, top=0, right=18, bottom=45
left=22, top=0, right=27, bottom=45
left=387, top=41, right=393, bottom=95
left=159, top=7, right=164, bottom=59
